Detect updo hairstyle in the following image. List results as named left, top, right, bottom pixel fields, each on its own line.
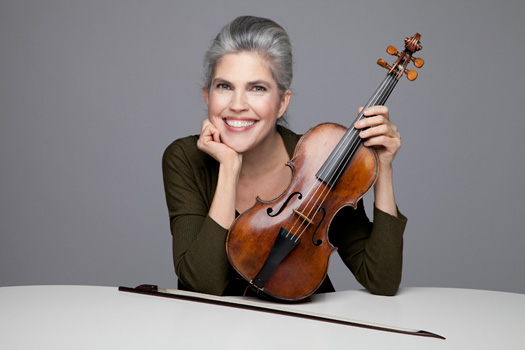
left=203, top=16, right=293, bottom=97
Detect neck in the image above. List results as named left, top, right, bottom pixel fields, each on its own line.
left=317, top=72, right=399, bottom=187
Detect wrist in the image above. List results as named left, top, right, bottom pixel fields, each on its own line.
left=374, top=164, right=397, bottom=217
left=378, top=161, right=393, bottom=174
left=221, top=154, right=242, bottom=179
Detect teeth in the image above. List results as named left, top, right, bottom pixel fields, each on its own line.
left=225, top=119, right=255, bottom=128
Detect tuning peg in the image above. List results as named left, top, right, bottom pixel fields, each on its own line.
left=377, top=58, right=392, bottom=70
left=378, top=33, right=423, bottom=82
left=405, top=69, right=418, bottom=81
left=379, top=56, right=421, bottom=81
left=412, top=57, right=424, bottom=68
left=386, top=46, right=399, bottom=56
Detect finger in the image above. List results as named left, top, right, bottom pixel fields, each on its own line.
left=359, top=123, right=400, bottom=139
left=359, top=124, right=387, bottom=138
left=363, top=135, right=402, bottom=153
left=198, top=124, right=216, bottom=150
left=200, top=120, right=210, bottom=137
left=355, top=115, right=391, bottom=130
left=200, top=118, right=213, bottom=131
left=355, top=107, right=390, bottom=130
left=362, top=105, right=389, bottom=119
left=211, top=128, right=221, bottom=143
left=200, top=119, right=220, bottom=141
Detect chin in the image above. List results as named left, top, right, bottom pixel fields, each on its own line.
left=220, top=137, right=252, bottom=154
left=226, top=143, right=251, bottom=154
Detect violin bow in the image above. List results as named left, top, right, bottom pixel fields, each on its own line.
left=119, top=284, right=445, bottom=340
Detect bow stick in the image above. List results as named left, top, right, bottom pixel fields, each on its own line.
left=119, top=284, right=445, bottom=340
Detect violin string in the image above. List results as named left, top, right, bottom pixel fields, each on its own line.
left=285, top=72, right=396, bottom=239
left=321, top=72, right=399, bottom=197
left=319, top=73, right=396, bottom=181
left=295, top=73, right=399, bottom=240
left=316, top=73, right=398, bottom=200
left=315, top=49, right=412, bottom=210
left=289, top=72, right=399, bottom=241
left=315, top=73, right=399, bottom=208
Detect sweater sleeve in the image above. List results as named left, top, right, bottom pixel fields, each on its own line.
left=162, top=138, right=232, bottom=295
left=329, top=201, right=407, bottom=296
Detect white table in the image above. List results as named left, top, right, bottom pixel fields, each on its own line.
left=1, top=285, right=523, bottom=349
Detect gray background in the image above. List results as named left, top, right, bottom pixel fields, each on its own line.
left=1, top=0, right=524, bottom=294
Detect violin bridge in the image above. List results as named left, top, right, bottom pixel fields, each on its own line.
left=293, top=209, right=314, bottom=225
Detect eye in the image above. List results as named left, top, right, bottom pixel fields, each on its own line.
left=251, top=86, right=267, bottom=92
left=216, top=83, right=231, bottom=90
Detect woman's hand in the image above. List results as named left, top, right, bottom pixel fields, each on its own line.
left=354, top=106, right=400, bottom=216
left=197, top=119, right=242, bottom=167
left=354, top=106, right=401, bottom=168
left=197, top=119, right=242, bottom=228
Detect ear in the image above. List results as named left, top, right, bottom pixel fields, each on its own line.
left=202, top=86, right=209, bottom=106
left=277, top=90, right=292, bottom=118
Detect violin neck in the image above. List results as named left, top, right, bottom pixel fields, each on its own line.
left=316, top=72, right=399, bottom=187
left=357, top=72, right=399, bottom=122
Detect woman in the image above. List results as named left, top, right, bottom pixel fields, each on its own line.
left=162, top=16, right=406, bottom=297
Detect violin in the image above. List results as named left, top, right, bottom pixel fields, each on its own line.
left=226, top=34, right=424, bottom=301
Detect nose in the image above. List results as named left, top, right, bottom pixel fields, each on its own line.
left=229, top=90, right=248, bottom=112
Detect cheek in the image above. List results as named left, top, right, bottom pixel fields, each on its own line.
left=250, top=96, right=280, bottom=118
left=207, top=94, right=229, bottom=115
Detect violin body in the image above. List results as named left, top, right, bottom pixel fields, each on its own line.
left=226, top=123, right=377, bottom=301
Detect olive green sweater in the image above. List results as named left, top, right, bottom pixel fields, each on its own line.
left=162, top=126, right=407, bottom=296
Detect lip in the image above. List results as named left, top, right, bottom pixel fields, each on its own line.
left=223, top=117, right=258, bottom=132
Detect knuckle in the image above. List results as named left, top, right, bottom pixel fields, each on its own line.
left=376, top=124, right=387, bottom=134
left=392, top=138, right=401, bottom=149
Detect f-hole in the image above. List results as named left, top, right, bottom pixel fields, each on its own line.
left=267, top=192, right=302, bottom=217
left=311, top=207, right=326, bottom=246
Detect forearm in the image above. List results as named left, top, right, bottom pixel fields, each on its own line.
left=172, top=214, right=232, bottom=295
left=174, top=156, right=242, bottom=294
left=208, top=160, right=241, bottom=229
left=374, top=164, right=397, bottom=217
left=330, top=204, right=406, bottom=296
left=356, top=207, right=405, bottom=295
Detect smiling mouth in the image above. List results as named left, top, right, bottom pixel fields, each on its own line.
left=224, top=119, right=256, bottom=128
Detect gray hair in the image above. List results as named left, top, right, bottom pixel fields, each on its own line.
left=203, top=16, right=293, bottom=97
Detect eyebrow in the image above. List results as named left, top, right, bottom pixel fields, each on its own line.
left=212, top=78, right=231, bottom=85
left=249, top=80, right=272, bottom=87
left=212, top=78, right=273, bottom=89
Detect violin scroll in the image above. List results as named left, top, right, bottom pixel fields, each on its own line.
left=377, top=33, right=424, bottom=81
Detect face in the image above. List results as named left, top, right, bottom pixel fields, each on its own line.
left=203, top=52, right=291, bottom=154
